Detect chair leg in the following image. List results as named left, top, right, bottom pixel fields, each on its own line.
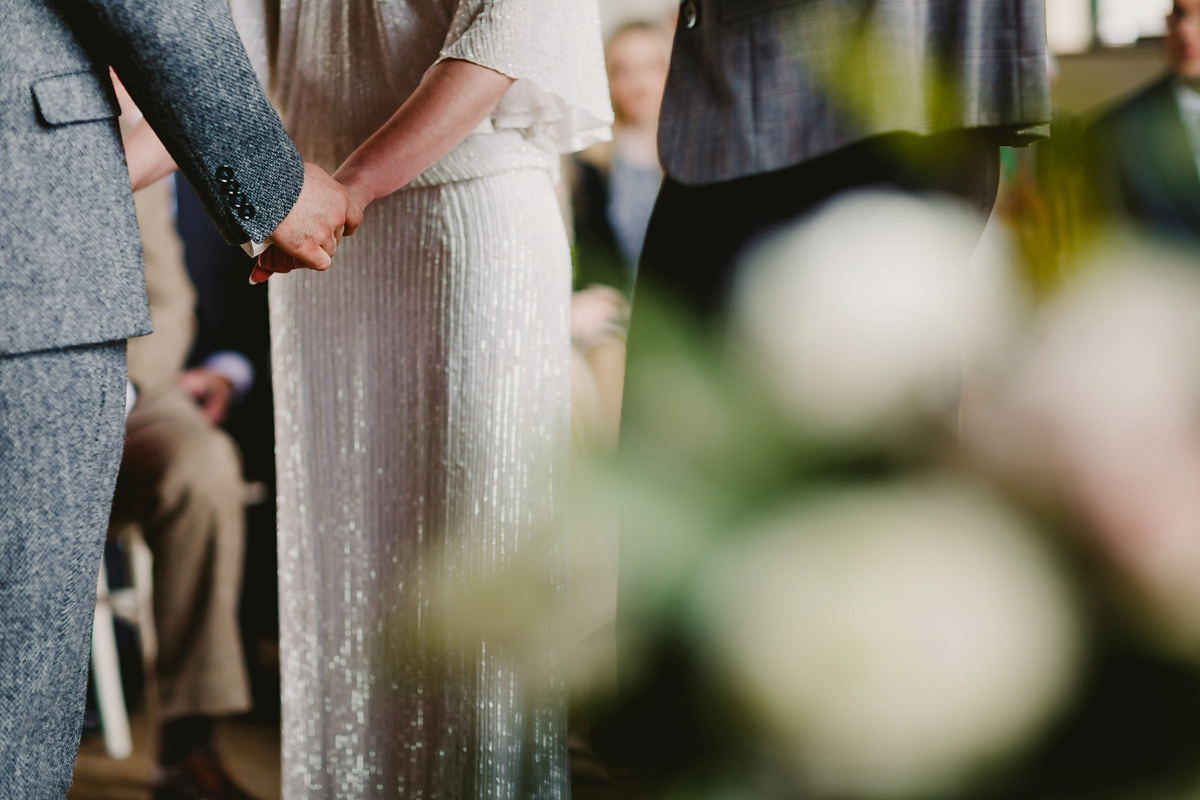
left=126, top=533, right=162, bottom=754
left=92, top=562, right=133, bottom=760
left=126, top=534, right=158, bottom=665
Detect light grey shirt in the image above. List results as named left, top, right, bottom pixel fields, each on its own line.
left=608, top=151, right=662, bottom=267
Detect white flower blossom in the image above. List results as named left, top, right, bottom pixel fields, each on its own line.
left=695, top=481, right=1082, bottom=799
left=731, top=191, right=1016, bottom=442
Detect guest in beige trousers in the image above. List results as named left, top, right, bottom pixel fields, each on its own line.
left=108, top=167, right=262, bottom=800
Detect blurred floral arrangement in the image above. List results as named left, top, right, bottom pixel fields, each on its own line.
left=422, top=162, right=1200, bottom=798
left=593, top=184, right=1200, bottom=800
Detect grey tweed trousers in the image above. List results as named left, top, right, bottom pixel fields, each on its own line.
left=0, top=341, right=127, bottom=800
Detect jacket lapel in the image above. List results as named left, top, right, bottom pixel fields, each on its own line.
left=1141, top=77, right=1200, bottom=229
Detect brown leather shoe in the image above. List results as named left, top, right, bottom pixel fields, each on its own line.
left=153, top=750, right=262, bottom=800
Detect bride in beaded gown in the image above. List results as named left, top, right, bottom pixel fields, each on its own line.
left=227, top=1, right=611, bottom=797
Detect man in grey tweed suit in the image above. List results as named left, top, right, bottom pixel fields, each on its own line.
left=0, top=1, right=359, bottom=796
left=635, top=0, right=1052, bottom=317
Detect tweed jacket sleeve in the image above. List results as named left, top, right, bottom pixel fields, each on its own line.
left=70, top=0, right=304, bottom=244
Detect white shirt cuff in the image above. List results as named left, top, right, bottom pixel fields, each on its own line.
left=242, top=239, right=271, bottom=258
left=125, top=380, right=138, bottom=418
left=203, top=350, right=255, bottom=401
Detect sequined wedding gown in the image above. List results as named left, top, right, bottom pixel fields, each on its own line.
left=227, top=2, right=611, bottom=797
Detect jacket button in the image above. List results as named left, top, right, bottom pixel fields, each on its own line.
left=215, top=166, right=235, bottom=183
left=222, top=179, right=240, bottom=196
left=238, top=205, right=257, bottom=221
left=682, top=0, right=699, bottom=29
left=231, top=192, right=249, bottom=209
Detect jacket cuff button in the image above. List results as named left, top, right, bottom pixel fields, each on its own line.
left=683, top=0, right=699, bottom=29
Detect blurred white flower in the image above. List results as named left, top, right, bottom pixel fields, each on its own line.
left=970, top=244, right=1200, bottom=650
left=695, top=481, right=1082, bottom=799
left=731, top=191, right=1018, bottom=443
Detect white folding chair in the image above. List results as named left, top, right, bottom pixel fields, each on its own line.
left=90, top=474, right=265, bottom=760
left=91, top=523, right=158, bottom=760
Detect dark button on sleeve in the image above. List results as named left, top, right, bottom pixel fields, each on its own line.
left=683, top=0, right=699, bottom=29
left=238, top=205, right=257, bottom=221
left=215, top=166, right=235, bottom=184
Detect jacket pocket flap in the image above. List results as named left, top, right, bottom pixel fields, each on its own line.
left=32, top=70, right=120, bottom=126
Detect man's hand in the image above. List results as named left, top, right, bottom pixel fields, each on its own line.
left=180, top=367, right=235, bottom=426
left=256, top=162, right=364, bottom=281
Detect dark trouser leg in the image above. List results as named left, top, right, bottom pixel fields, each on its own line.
left=0, top=341, right=127, bottom=799
left=634, top=130, right=1000, bottom=325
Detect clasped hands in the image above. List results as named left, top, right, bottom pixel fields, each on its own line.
left=249, top=163, right=370, bottom=285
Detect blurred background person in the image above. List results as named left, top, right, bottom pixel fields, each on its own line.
left=1086, top=0, right=1200, bottom=249
left=568, top=16, right=673, bottom=448
left=572, top=20, right=671, bottom=297
left=109, top=91, right=262, bottom=800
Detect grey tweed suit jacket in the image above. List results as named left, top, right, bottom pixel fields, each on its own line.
left=660, top=0, right=1052, bottom=185
left=0, top=0, right=305, bottom=356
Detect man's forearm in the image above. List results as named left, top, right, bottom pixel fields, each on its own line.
left=74, top=0, right=304, bottom=242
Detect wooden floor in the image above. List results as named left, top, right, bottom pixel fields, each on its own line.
left=69, top=714, right=281, bottom=800
left=68, top=713, right=643, bottom=800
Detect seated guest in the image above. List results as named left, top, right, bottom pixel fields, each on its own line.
left=110, top=91, right=260, bottom=800
left=1086, top=0, right=1200, bottom=248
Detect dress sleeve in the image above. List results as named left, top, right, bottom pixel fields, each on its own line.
left=436, top=0, right=614, bottom=155
left=225, top=0, right=274, bottom=90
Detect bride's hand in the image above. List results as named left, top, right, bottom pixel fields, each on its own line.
left=113, top=72, right=178, bottom=191
left=250, top=170, right=367, bottom=283
left=250, top=246, right=299, bottom=284
left=332, top=167, right=375, bottom=233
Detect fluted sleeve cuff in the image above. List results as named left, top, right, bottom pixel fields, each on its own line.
left=436, top=0, right=613, bottom=155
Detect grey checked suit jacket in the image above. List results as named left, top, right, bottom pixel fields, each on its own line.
left=0, top=0, right=305, bottom=356
left=660, top=0, right=1052, bottom=185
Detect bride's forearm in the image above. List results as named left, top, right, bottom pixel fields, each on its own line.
left=125, top=118, right=179, bottom=191
left=333, top=59, right=515, bottom=208
left=112, top=71, right=178, bottom=191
